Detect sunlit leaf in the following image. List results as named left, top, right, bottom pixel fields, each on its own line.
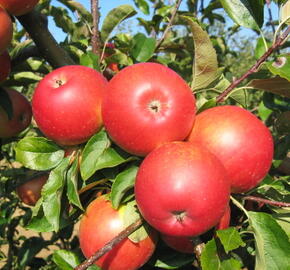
left=131, top=33, right=156, bottom=62
left=266, top=55, right=290, bottom=81
left=216, top=227, right=245, bottom=253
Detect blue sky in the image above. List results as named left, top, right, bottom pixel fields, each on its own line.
left=48, top=0, right=280, bottom=42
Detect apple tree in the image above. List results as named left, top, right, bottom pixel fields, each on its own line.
left=1, top=0, right=290, bottom=269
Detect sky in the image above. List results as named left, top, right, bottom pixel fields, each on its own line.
left=48, top=0, right=280, bottom=42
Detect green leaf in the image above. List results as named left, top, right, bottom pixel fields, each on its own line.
left=200, top=239, right=220, bottom=270
left=220, top=258, right=242, bottom=270
left=266, top=55, right=290, bottom=81
left=216, top=227, right=245, bottom=253
left=93, top=147, right=136, bottom=172
left=258, top=101, right=272, bottom=121
left=255, top=37, right=269, bottom=59
left=131, top=33, right=156, bottom=62
left=197, top=98, right=217, bottom=113
left=57, top=0, right=92, bottom=22
left=133, top=0, right=150, bottom=15
left=220, top=0, right=264, bottom=30
left=110, top=166, right=139, bottom=209
left=106, top=50, right=134, bottom=66
left=80, top=131, right=110, bottom=181
left=0, top=88, right=12, bottom=120
left=123, top=200, right=149, bottom=243
left=13, top=71, right=43, bottom=83
left=15, top=137, right=64, bottom=170
left=67, top=155, right=83, bottom=210
left=42, top=158, right=70, bottom=232
left=80, top=52, right=100, bottom=70
left=101, top=5, right=137, bottom=42
left=248, top=77, right=290, bottom=98
left=181, top=17, right=218, bottom=90
left=26, top=207, right=55, bottom=232
left=248, top=211, right=290, bottom=270
left=52, top=250, right=81, bottom=270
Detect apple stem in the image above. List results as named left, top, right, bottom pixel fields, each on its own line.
left=155, top=0, right=183, bottom=50
left=241, top=195, right=290, bottom=208
left=74, top=218, right=143, bottom=270
left=91, top=0, right=101, bottom=56
left=216, top=25, right=290, bottom=103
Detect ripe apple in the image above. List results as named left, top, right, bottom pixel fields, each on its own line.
left=215, top=205, right=231, bottom=230
left=0, top=0, right=39, bottom=16
left=0, top=88, right=32, bottom=138
left=0, top=6, right=13, bottom=54
left=16, top=174, right=48, bottom=206
left=0, top=50, right=10, bottom=82
left=102, top=62, right=196, bottom=156
left=135, top=141, right=230, bottom=237
left=79, top=195, right=157, bottom=270
left=161, top=234, right=195, bottom=254
left=104, top=43, right=119, bottom=72
left=187, top=105, right=274, bottom=193
left=32, top=65, right=108, bottom=146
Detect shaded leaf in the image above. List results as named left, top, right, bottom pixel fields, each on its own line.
left=101, top=5, right=137, bottom=42
left=248, top=77, right=290, bottom=98
left=111, top=166, right=138, bottom=209
left=220, top=0, right=264, bottom=30
left=15, top=137, right=64, bottom=170
left=80, top=52, right=100, bottom=70
left=248, top=211, right=290, bottom=270
left=133, top=0, right=150, bottom=15
left=152, top=252, right=195, bottom=269
left=182, top=16, right=218, bottom=90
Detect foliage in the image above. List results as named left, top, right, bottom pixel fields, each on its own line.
left=1, top=0, right=290, bottom=269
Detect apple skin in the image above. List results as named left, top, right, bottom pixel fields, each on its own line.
left=0, top=0, right=39, bottom=16
left=135, top=141, right=230, bottom=237
left=32, top=65, right=108, bottom=146
left=0, top=6, right=13, bottom=54
left=161, top=234, right=195, bottom=254
left=16, top=174, right=48, bottom=206
left=102, top=62, right=196, bottom=156
left=0, top=50, right=10, bottom=82
left=187, top=105, right=274, bottom=193
left=215, top=205, right=231, bottom=230
left=79, top=195, right=157, bottom=270
left=0, top=88, right=32, bottom=138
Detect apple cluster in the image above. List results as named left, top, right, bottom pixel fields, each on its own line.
left=0, top=0, right=40, bottom=138
left=17, top=61, right=273, bottom=269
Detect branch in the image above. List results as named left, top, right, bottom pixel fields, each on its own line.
left=74, top=219, right=143, bottom=270
left=91, top=0, right=101, bottom=56
left=16, top=10, right=75, bottom=68
left=242, top=195, right=290, bottom=208
left=216, top=25, right=290, bottom=103
left=266, top=0, right=276, bottom=36
left=155, top=0, right=183, bottom=50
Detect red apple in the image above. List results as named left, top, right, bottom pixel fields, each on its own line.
left=0, top=88, right=32, bottom=138
left=0, top=50, right=11, bottom=82
left=0, top=0, right=39, bottom=16
left=102, top=62, right=196, bottom=156
left=103, top=43, right=119, bottom=72
left=188, top=105, right=274, bottom=193
left=0, top=6, right=13, bottom=54
left=79, top=195, right=157, bottom=270
left=161, top=234, right=195, bottom=254
left=16, top=174, right=48, bottom=206
left=215, top=205, right=231, bottom=230
left=32, top=65, right=107, bottom=146
left=135, top=141, right=230, bottom=237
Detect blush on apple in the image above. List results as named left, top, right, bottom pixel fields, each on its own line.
left=79, top=195, right=157, bottom=270
left=102, top=62, right=196, bottom=156
left=32, top=65, right=108, bottom=146
left=135, top=141, right=230, bottom=237
left=0, top=50, right=11, bottom=82
left=0, top=88, right=32, bottom=138
left=188, top=105, right=274, bottom=193
left=0, top=6, right=13, bottom=54
left=0, top=0, right=39, bottom=16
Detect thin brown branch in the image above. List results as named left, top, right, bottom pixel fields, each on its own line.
left=266, top=0, right=276, bottom=36
left=91, top=0, right=101, bottom=56
left=242, top=195, right=290, bottom=208
left=216, top=25, right=290, bottom=103
left=74, top=219, right=143, bottom=270
left=155, top=0, right=183, bottom=50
